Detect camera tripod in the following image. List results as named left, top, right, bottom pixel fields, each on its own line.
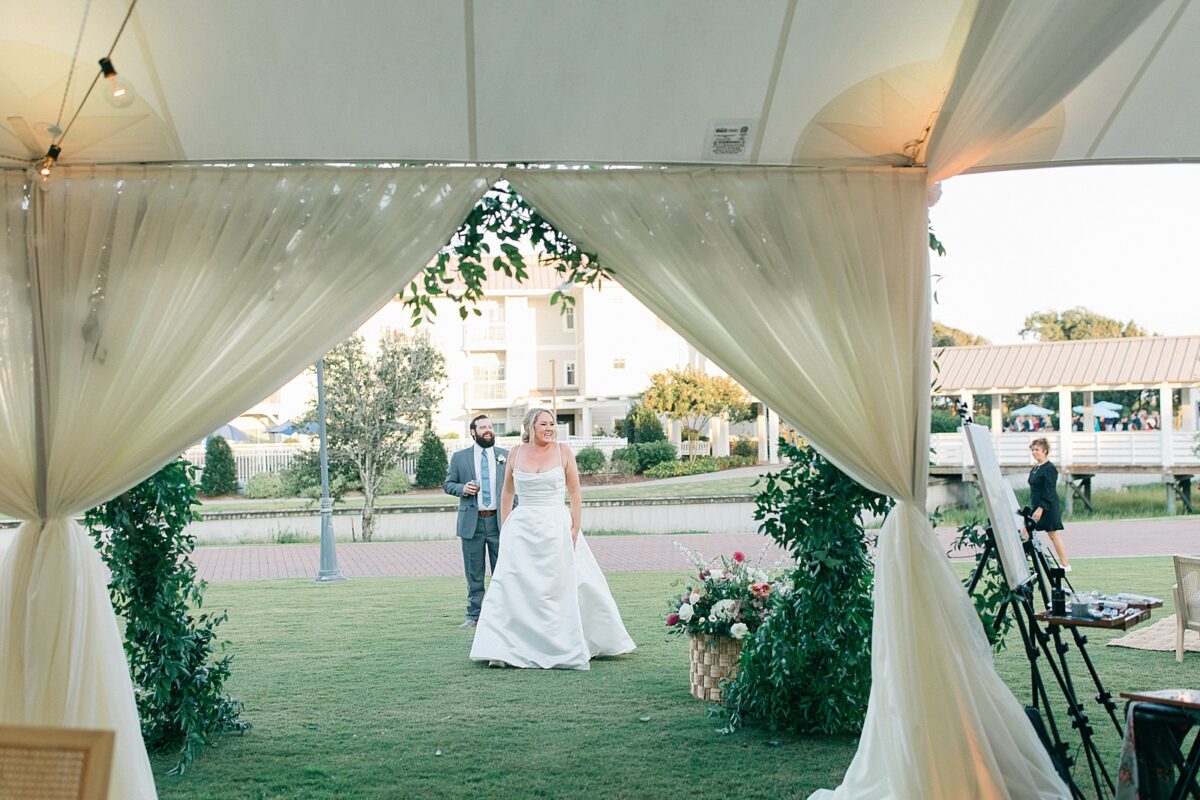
left=966, top=521, right=1117, bottom=800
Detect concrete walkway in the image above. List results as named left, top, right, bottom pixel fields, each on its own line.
left=192, top=516, right=1197, bottom=582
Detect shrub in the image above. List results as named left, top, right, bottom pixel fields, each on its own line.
left=415, top=429, right=449, bottom=489
left=714, top=455, right=757, bottom=470
left=85, top=459, right=248, bottom=773
left=951, top=517, right=1013, bottom=651
left=731, top=437, right=758, bottom=459
left=575, top=446, right=606, bottom=475
left=612, top=441, right=677, bottom=473
left=621, top=403, right=666, bottom=443
left=611, top=458, right=638, bottom=477
left=199, top=435, right=238, bottom=496
left=931, top=407, right=963, bottom=433
left=722, top=440, right=892, bottom=735
left=301, top=475, right=350, bottom=504
left=378, top=466, right=412, bottom=495
left=645, top=456, right=717, bottom=479
left=279, top=448, right=360, bottom=498
left=244, top=471, right=285, bottom=499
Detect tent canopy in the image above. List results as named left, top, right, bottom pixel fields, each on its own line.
left=1, top=0, right=1198, bottom=170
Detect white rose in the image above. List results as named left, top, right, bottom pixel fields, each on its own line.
left=730, top=622, right=749, bottom=640
left=688, top=590, right=702, bottom=605
left=711, top=599, right=736, bottom=622
left=677, top=603, right=694, bottom=622
left=750, top=568, right=769, bottom=582
left=709, top=567, right=725, bottom=580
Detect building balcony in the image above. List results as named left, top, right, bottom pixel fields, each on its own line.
left=464, top=323, right=507, bottom=348
left=470, top=380, right=508, bottom=401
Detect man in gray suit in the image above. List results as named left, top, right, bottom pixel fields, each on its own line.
left=443, top=414, right=509, bottom=628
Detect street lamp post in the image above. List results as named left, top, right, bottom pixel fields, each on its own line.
left=315, top=358, right=346, bottom=582
left=550, top=358, right=558, bottom=416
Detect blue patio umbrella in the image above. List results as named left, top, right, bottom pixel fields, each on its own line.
left=1010, top=404, right=1054, bottom=416
left=209, top=423, right=249, bottom=442
left=1072, top=405, right=1119, bottom=419
left=267, top=419, right=318, bottom=435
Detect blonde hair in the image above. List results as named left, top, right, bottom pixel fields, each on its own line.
left=521, top=408, right=554, bottom=444
left=1030, top=437, right=1050, bottom=455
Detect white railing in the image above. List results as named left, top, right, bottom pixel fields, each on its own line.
left=469, top=380, right=507, bottom=400
left=930, top=430, right=1199, bottom=469
left=680, top=440, right=712, bottom=457
left=184, top=443, right=311, bottom=483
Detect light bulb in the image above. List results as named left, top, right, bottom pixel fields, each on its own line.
left=33, top=144, right=61, bottom=192
left=98, top=57, right=136, bottom=108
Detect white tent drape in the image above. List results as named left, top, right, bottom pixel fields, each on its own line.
left=926, top=0, right=1163, bottom=182
left=508, top=167, right=1069, bottom=799
left=0, top=165, right=495, bottom=798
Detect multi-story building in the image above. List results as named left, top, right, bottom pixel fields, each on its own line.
left=236, top=262, right=714, bottom=440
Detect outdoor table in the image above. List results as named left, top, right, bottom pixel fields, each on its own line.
left=1118, top=690, right=1200, bottom=800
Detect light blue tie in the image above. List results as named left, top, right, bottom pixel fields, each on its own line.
left=480, top=452, right=491, bottom=508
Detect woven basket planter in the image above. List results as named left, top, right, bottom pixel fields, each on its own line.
left=689, top=634, right=742, bottom=702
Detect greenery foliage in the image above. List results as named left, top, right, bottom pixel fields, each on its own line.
left=278, top=448, right=359, bottom=503
left=199, top=436, right=238, bottom=497
left=643, top=366, right=749, bottom=461
left=932, top=320, right=989, bottom=347
left=378, top=466, right=412, bottom=495
left=575, top=446, right=606, bottom=475
left=244, top=471, right=285, bottom=499
left=643, top=454, right=756, bottom=479
left=85, top=459, right=247, bottom=774
left=1020, top=306, right=1149, bottom=341
left=723, top=440, right=892, bottom=735
left=621, top=402, right=667, bottom=444
left=307, top=334, right=445, bottom=540
left=950, top=518, right=1015, bottom=651
left=415, top=429, right=449, bottom=489
left=611, top=441, right=677, bottom=474
left=731, top=438, right=758, bottom=459
left=401, top=183, right=607, bottom=325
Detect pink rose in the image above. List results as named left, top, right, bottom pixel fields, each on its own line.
left=751, top=581, right=772, bottom=598
left=666, top=613, right=681, bottom=626
left=732, top=551, right=745, bottom=563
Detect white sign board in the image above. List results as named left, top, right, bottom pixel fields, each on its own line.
left=702, top=118, right=757, bottom=162
left=963, top=424, right=1032, bottom=589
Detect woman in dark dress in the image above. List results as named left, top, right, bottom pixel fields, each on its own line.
left=1028, top=437, right=1071, bottom=571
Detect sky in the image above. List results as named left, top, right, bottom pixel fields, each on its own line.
left=927, top=164, right=1200, bottom=345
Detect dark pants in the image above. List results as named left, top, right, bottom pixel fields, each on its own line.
left=462, top=514, right=500, bottom=621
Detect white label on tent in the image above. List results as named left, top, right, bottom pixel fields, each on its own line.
left=703, top=119, right=757, bottom=162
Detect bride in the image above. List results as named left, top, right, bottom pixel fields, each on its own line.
left=469, top=408, right=636, bottom=669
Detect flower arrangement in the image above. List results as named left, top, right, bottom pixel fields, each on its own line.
left=664, top=544, right=778, bottom=640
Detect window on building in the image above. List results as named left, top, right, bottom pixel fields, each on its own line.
left=612, top=358, right=626, bottom=370
left=564, top=361, right=577, bottom=386
left=563, top=306, right=576, bottom=331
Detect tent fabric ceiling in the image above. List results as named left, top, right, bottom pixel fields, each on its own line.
left=1, top=0, right=1197, bottom=170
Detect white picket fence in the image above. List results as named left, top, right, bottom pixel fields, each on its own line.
left=186, top=435, right=633, bottom=483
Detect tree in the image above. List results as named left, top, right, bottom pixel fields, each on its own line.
left=307, top=333, right=445, bottom=541
left=621, top=401, right=666, bottom=444
left=643, top=366, right=749, bottom=460
left=85, top=459, right=247, bottom=773
left=199, top=435, right=238, bottom=496
left=415, top=429, right=449, bottom=489
left=932, top=321, right=989, bottom=347
left=401, top=183, right=608, bottom=325
left=1020, top=306, right=1150, bottom=341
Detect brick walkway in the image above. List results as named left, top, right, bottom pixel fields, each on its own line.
left=192, top=516, right=1198, bottom=582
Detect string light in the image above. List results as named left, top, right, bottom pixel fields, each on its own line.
left=98, top=56, right=135, bottom=108
left=32, top=144, right=62, bottom=191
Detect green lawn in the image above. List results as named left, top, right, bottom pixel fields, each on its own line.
left=152, top=557, right=1190, bottom=799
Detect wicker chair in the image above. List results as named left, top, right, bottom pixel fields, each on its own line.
left=0, top=725, right=113, bottom=800
left=1174, top=555, right=1200, bottom=663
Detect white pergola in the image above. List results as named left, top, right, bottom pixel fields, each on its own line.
left=3, top=3, right=1199, bottom=799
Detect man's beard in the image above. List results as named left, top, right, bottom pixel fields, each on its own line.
left=474, top=432, right=495, bottom=448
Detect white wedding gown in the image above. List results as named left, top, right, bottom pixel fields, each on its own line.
left=469, top=448, right=636, bottom=670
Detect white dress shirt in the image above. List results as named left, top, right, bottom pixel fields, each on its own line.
left=472, top=443, right=498, bottom=511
